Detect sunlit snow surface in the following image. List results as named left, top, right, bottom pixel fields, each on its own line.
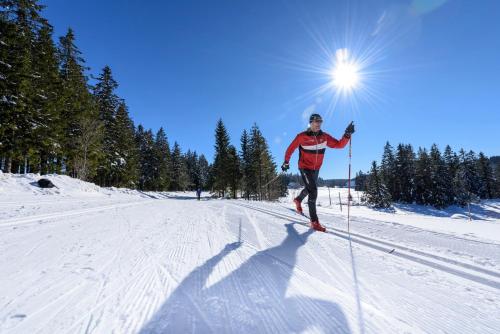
left=1, top=173, right=499, bottom=333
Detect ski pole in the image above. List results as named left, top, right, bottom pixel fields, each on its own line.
left=347, top=136, right=352, bottom=235
left=261, top=172, right=284, bottom=188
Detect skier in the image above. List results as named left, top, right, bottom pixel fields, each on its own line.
left=196, top=187, right=202, bottom=201
left=281, top=114, right=355, bottom=232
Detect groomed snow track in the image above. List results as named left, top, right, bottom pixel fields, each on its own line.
left=231, top=201, right=500, bottom=290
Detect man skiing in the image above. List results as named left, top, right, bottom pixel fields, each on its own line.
left=281, top=114, right=355, bottom=232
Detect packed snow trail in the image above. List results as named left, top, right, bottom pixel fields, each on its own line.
left=233, top=201, right=500, bottom=289
left=1, top=175, right=500, bottom=333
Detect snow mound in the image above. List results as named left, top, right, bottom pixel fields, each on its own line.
left=0, top=173, right=153, bottom=201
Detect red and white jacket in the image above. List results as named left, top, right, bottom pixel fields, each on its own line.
left=284, top=130, right=350, bottom=170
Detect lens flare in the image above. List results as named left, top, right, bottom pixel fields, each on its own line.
left=331, top=48, right=360, bottom=92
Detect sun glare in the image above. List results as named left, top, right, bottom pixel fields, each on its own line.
left=331, top=48, right=360, bottom=92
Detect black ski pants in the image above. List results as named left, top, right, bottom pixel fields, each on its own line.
left=296, top=169, right=320, bottom=222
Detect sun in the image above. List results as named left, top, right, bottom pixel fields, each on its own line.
left=330, top=48, right=360, bottom=92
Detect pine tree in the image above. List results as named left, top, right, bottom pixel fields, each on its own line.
left=355, top=170, right=368, bottom=191
left=212, top=119, right=230, bottom=197
left=31, top=21, right=63, bottom=174
left=198, top=154, right=210, bottom=190
left=153, top=127, right=171, bottom=191
left=93, top=65, right=121, bottom=186
left=108, top=103, right=139, bottom=188
left=414, top=147, right=432, bottom=205
left=495, top=164, right=500, bottom=198
left=240, top=129, right=252, bottom=200
left=185, top=150, right=201, bottom=190
left=394, top=144, right=415, bottom=203
left=170, top=142, right=189, bottom=191
left=365, top=161, right=392, bottom=208
left=58, top=28, right=99, bottom=179
left=0, top=0, right=44, bottom=172
left=0, top=9, right=22, bottom=171
left=249, top=124, right=279, bottom=200
left=136, top=125, right=155, bottom=190
left=429, top=144, right=449, bottom=208
left=227, top=145, right=242, bottom=199
left=443, top=145, right=459, bottom=204
left=476, top=152, right=495, bottom=199
left=380, top=141, right=397, bottom=199
left=453, top=149, right=480, bottom=206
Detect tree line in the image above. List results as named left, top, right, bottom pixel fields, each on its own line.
left=0, top=1, right=204, bottom=190
left=0, top=1, right=284, bottom=198
left=212, top=119, right=285, bottom=200
left=356, top=142, right=500, bottom=208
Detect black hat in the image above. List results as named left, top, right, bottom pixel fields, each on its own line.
left=309, top=113, right=323, bottom=123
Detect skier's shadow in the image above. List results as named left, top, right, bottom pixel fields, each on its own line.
left=139, top=223, right=351, bottom=333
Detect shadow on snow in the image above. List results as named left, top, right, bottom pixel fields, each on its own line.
left=139, top=223, right=351, bottom=333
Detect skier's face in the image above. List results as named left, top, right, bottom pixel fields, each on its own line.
left=310, top=120, right=322, bottom=132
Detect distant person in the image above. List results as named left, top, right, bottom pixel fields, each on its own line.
left=196, top=187, right=202, bottom=201
left=281, top=113, right=354, bottom=232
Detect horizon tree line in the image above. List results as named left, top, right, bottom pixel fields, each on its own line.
left=357, top=142, right=500, bottom=208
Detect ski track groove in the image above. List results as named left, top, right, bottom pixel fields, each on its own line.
left=0, top=200, right=153, bottom=229
left=217, top=207, right=247, bottom=332
left=315, top=206, right=500, bottom=247
left=233, top=201, right=500, bottom=291
left=83, top=212, right=132, bottom=333
left=221, top=203, right=389, bottom=332
left=5, top=197, right=498, bottom=333
left=243, top=203, right=353, bottom=298
left=64, top=238, right=157, bottom=334
left=22, top=223, right=129, bottom=334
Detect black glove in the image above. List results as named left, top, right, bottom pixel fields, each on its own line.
left=344, top=121, right=355, bottom=138
left=281, top=161, right=290, bottom=172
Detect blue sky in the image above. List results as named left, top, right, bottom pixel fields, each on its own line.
left=42, top=0, right=500, bottom=179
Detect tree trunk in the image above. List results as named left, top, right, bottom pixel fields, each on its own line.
left=4, top=156, right=12, bottom=173
left=40, top=152, right=48, bottom=175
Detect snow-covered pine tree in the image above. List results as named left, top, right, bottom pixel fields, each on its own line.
left=107, top=103, right=138, bottom=188
left=93, top=65, right=121, bottom=186
left=0, top=11, right=20, bottom=172
left=0, top=0, right=44, bottom=172
left=0, top=12, right=18, bottom=171
left=365, top=161, right=392, bottom=208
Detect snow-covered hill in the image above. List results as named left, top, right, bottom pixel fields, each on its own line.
left=1, top=174, right=499, bottom=333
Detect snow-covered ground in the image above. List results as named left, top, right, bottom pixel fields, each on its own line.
left=1, top=174, right=499, bottom=333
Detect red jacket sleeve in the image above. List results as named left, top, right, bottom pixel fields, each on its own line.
left=325, top=133, right=350, bottom=149
left=284, top=134, right=302, bottom=162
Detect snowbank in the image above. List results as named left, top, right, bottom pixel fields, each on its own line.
left=285, top=187, right=500, bottom=243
